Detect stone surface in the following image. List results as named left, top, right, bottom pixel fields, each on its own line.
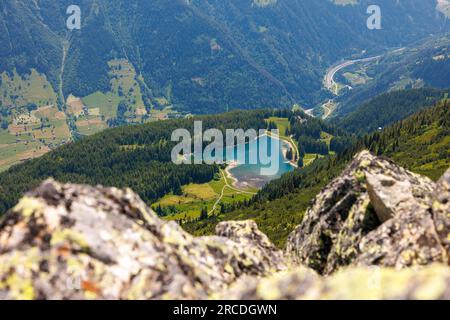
left=356, top=209, right=445, bottom=268
left=432, top=169, right=450, bottom=261
left=365, top=165, right=434, bottom=222
left=286, top=151, right=448, bottom=274
left=219, top=264, right=450, bottom=300
left=0, top=151, right=448, bottom=300
left=0, top=179, right=286, bottom=300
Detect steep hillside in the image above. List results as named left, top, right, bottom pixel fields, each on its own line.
left=1, top=0, right=448, bottom=114
left=335, top=35, right=450, bottom=116
left=0, top=108, right=350, bottom=216
left=1, top=0, right=448, bottom=170
left=336, top=88, right=447, bottom=134
left=185, top=100, right=450, bottom=246
left=0, top=110, right=268, bottom=214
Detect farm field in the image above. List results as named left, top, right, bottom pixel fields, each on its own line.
left=0, top=62, right=180, bottom=171
left=0, top=69, right=57, bottom=109
left=0, top=139, right=50, bottom=172
left=0, top=103, right=72, bottom=172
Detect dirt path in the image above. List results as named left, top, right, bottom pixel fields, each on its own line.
left=322, top=100, right=337, bottom=120
left=208, top=169, right=256, bottom=215
left=286, top=135, right=300, bottom=166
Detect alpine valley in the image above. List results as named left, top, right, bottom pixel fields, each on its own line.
left=0, top=0, right=449, bottom=301
left=0, top=0, right=449, bottom=169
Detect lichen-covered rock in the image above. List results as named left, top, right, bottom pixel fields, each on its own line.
left=216, top=267, right=319, bottom=300
left=0, top=179, right=286, bottom=300
left=356, top=164, right=445, bottom=268
left=286, top=151, right=449, bottom=274
left=218, top=264, right=450, bottom=300
left=215, top=220, right=287, bottom=274
left=365, top=162, right=435, bottom=222
left=432, top=169, right=450, bottom=262
left=356, top=209, right=445, bottom=268
left=0, top=152, right=448, bottom=300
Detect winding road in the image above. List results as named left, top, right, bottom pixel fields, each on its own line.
left=321, top=100, right=336, bottom=120
left=324, top=54, right=383, bottom=94
left=320, top=52, right=391, bottom=118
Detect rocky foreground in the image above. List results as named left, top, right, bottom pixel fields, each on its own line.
left=0, top=151, right=448, bottom=300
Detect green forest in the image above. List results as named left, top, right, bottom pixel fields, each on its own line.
left=0, top=90, right=448, bottom=249
left=0, top=107, right=354, bottom=214
left=336, top=88, right=447, bottom=134
left=1, top=0, right=447, bottom=114
left=184, top=99, right=450, bottom=247
left=0, top=110, right=268, bottom=213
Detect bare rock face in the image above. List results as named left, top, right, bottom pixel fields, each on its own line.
left=219, top=264, right=450, bottom=300
left=286, top=151, right=448, bottom=274
left=0, top=179, right=286, bottom=300
left=432, top=170, right=450, bottom=261
left=215, top=220, right=286, bottom=273
left=0, top=151, right=448, bottom=300
left=365, top=164, right=434, bottom=222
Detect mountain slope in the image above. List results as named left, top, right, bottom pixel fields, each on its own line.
left=0, top=152, right=448, bottom=299
left=0, top=108, right=350, bottom=215
left=336, top=88, right=448, bottom=134
left=0, top=110, right=268, bottom=214
left=1, top=0, right=448, bottom=171
left=334, top=35, right=450, bottom=116
left=1, top=0, right=448, bottom=113
left=185, top=99, right=450, bottom=246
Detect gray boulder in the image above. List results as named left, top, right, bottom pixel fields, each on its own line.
left=286, top=151, right=448, bottom=274
left=0, top=179, right=286, bottom=300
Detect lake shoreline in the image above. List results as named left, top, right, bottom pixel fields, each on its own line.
left=224, top=161, right=239, bottom=186
left=225, top=132, right=298, bottom=190
left=263, top=132, right=299, bottom=169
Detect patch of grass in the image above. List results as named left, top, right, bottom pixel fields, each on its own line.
left=343, top=71, right=369, bottom=86
left=108, top=59, right=145, bottom=112
left=304, top=153, right=321, bottom=166
left=0, top=69, right=57, bottom=109
left=155, top=97, right=170, bottom=107
left=154, top=172, right=254, bottom=221
left=82, top=91, right=119, bottom=119
left=80, top=59, right=152, bottom=130
left=76, top=116, right=108, bottom=136
left=320, top=131, right=334, bottom=147
left=184, top=184, right=321, bottom=248
left=388, top=122, right=449, bottom=181
left=186, top=183, right=219, bottom=200
left=266, top=117, right=290, bottom=137
left=0, top=102, right=71, bottom=170
left=0, top=141, right=48, bottom=172
left=0, top=130, right=17, bottom=144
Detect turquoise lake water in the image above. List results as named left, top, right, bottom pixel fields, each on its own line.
left=203, top=135, right=295, bottom=189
